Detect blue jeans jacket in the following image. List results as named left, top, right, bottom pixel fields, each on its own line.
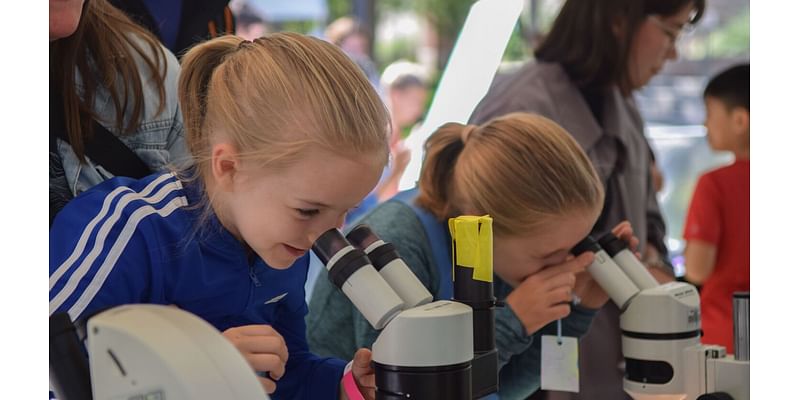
left=55, top=39, right=189, bottom=197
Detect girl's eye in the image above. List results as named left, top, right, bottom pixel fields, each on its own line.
left=296, top=208, right=320, bottom=218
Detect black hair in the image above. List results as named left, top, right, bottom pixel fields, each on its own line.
left=535, top=0, right=705, bottom=93
left=704, top=64, right=749, bottom=111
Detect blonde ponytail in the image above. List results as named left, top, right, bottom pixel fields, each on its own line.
left=417, top=113, right=604, bottom=236
left=178, top=36, right=241, bottom=159
left=417, top=123, right=469, bottom=219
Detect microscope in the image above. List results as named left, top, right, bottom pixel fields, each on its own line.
left=312, top=219, right=499, bottom=400
left=50, top=305, right=267, bottom=400
left=571, top=233, right=749, bottom=400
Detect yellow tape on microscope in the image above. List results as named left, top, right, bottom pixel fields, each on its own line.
left=448, top=215, right=493, bottom=283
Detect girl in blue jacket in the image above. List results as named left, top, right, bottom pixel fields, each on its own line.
left=50, top=32, right=389, bottom=399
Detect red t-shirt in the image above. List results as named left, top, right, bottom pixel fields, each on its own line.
left=683, top=159, right=749, bottom=353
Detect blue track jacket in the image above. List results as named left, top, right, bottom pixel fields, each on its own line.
left=49, top=172, right=345, bottom=399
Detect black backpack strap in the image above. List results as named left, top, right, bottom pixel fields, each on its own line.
left=82, top=119, right=152, bottom=179
left=50, top=87, right=152, bottom=180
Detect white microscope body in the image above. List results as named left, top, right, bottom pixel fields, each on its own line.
left=50, top=304, right=267, bottom=400
left=573, top=234, right=749, bottom=400
left=312, top=224, right=498, bottom=399
left=88, top=305, right=267, bottom=400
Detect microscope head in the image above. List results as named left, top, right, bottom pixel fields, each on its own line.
left=312, top=227, right=475, bottom=399
left=571, top=233, right=702, bottom=399
left=312, top=221, right=500, bottom=399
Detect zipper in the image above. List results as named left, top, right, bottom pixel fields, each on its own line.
left=248, top=264, right=262, bottom=287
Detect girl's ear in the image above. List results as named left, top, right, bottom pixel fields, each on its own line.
left=210, top=142, right=240, bottom=192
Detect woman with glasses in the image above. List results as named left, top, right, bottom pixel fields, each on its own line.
left=471, top=0, right=705, bottom=399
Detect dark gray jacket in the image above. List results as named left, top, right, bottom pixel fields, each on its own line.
left=471, top=62, right=666, bottom=253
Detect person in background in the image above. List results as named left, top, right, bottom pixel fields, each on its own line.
left=110, top=0, right=234, bottom=57
left=470, top=0, right=706, bottom=398
left=683, top=64, right=749, bottom=353
left=344, top=60, right=429, bottom=225
left=51, top=32, right=392, bottom=399
left=233, top=1, right=269, bottom=41
left=377, top=61, right=429, bottom=201
left=308, top=112, right=641, bottom=399
left=50, top=0, right=187, bottom=226
left=324, top=16, right=380, bottom=90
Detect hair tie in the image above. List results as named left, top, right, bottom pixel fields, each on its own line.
left=461, top=124, right=478, bottom=144
left=237, top=39, right=254, bottom=50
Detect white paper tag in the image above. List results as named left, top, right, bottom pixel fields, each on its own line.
left=541, top=335, right=579, bottom=392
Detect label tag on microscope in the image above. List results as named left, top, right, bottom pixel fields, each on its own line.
left=541, top=335, right=579, bottom=392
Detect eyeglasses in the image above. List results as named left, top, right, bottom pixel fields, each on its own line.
left=648, top=15, right=692, bottom=46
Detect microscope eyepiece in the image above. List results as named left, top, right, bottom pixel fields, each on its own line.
left=598, top=232, right=659, bottom=291
left=570, top=235, right=601, bottom=256
left=346, top=225, right=433, bottom=308
left=346, top=224, right=381, bottom=251
left=570, top=233, right=640, bottom=310
left=312, top=228, right=372, bottom=289
left=598, top=233, right=628, bottom=257
left=312, top=228, right=353, bottom=266
left=312, top=228, right=405, bottom=330
left=347, top=225, right=395, bottom=270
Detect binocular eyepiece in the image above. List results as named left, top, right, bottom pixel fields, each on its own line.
left=570, top=233, right=658, bottom=310
left=312, top=225, right=433, bottom=330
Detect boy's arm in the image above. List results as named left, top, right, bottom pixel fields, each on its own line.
left=683, top=174, right=723, bottom=285
left=684, top=240, right=718, bottom=285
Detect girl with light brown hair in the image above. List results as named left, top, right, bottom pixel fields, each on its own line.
left=308, top=112, right=639, bottom=398
left=50, top=32, right=391, bottom=399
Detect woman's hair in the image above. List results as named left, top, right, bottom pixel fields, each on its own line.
left=417, top=113, right=604, bottom=236
left=50, top=0, right=168, bottom=162
left=178, top=32, right=390, bottom=178
left=535, top=0, right=705, bottom=93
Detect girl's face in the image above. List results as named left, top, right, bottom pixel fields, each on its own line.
left=627, top=3, right=695, bottom=90
left=221, top=146, right=384, bottom=269
left=492, top=210, right=597, bottom=287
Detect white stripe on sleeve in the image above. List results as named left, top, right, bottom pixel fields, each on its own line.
left=49, top=173, right=175, bottom=290
left=66, top=195, right=188, bottom=320
left=49, top=178, right=185, bottom=316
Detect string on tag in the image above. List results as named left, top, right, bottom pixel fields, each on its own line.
left=557, top=319, right=563, bottom=345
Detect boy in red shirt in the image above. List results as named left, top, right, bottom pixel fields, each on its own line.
left=683, top=64, right=749, bottom=352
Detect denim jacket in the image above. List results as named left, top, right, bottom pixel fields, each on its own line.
left=55, top=40, right=189, bottom=197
